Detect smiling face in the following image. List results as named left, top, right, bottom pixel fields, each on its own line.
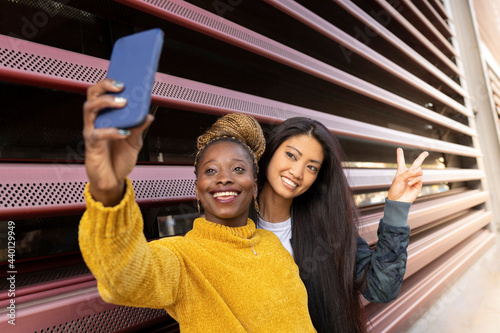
left=195, top=141, right=257, bottom=227
left=264, top=135, right=324, bottom=200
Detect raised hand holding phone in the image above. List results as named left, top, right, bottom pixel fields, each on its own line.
left=95, top=28, right=164, bottom=129
left=83, top=79, right=155, bottom=206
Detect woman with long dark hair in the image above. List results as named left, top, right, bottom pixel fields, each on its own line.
left=255, top=117, right=428, bottom=332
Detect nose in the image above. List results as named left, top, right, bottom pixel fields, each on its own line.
left=290, top=166, right=303, bottom=180
left=216, top=168, right=234, bottom=184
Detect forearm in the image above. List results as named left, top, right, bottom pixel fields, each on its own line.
left=79, top=179, right=180, bottom=308
left=356, top=199, right=411, bottom=302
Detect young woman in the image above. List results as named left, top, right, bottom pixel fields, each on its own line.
left=255, top=117, right=428, bottom=333
left=78, top=79, right=316, bottom=332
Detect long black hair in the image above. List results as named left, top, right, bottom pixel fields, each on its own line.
left=257, top=117, right=366, bottom=333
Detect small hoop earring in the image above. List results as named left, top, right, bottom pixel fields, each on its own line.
left=254, top=196, right=261, bottom=217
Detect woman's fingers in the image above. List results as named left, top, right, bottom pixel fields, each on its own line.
left=410, top=151, right=429, bottom=169
left=86, top=78, right=124, bottom=101
left=84, top=127, right=130, bottom=148
left=393, top=167, right=422, bottom=185
left=407, top=176, right=423, bottom=187
left=396, top=148, right=406, bottom=173
left=83, top=94, right=127, bottom=130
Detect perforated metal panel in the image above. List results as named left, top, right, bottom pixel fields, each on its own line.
left=0, top=181, right=86, bottom=209
left=33, top=306, right=170, bottom=333
left=0, top=164, right=196, bottom=219
left=0, top=48, right=106, bottom=83
left=0, top=264, right=89, bottom=290
left=132, top=178, right=195, bottom=200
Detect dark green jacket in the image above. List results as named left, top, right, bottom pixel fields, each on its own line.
left=356, top=198, right=411, bottom=302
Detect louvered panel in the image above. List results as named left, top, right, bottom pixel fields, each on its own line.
left=0, top=282, right=173, bottom=332
left=383, top=0, right=457, bottom=57
left=414, top=0, right=453, bottom=38
left=0, top=163, right=484, bottom=220
left=366, top=229, right=494, bottom=332
left=427, top=0, right=449, bottom=20
left=334, top=0, right=467, bottom=99
left=0, top=0, right=495, bottom=332
left=374, top=0, right=460, bottom=75
left=265, top=0, right=469, bottom=117
left=359, top=189, right=489, bottom=245
left=487, top=68, right=500, bottom=113
left=347, top=168, right=484, bottom=191
left=107, top=0, right=475, bottom=136
left=405, top=209, right=492, bottom=279
left=0, top=35, right=480, bottom=148
left=0, top=164, right=196, bottom=220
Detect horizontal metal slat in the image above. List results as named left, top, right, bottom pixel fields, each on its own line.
left=266, top=0, right=470, bottom=117
left=0, top=164, right=196, bottom=220
left=0, top=164, right=484, bottom=220
left=0, top=283, right=170, bottom=332
left=107, top=1, right=476, bottom=136
left=335, top=0, right=466, bottom=98
left=0, top=274, right=94, bottom=302
left=0, top=36, right=481, bottom=155
left=405, top=209, right=492, bottom=279
left=346, top=168, right=485, bottom=190
left=359, top=189, right=489, bottom=245
left=0, top=280, right=97, bottom=310
left=375, top=0, right=460, bottom=75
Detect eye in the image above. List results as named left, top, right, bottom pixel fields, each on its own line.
left=286, top=151, right=297, bottom=161
left=308, top=165, right=318, bottom=172
left=234, top=166, right=246, bottom=173
left=204, top=168, right=217, bottom=175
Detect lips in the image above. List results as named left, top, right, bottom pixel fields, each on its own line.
left=281, top=176, right=298, bottom=188
left=209, top=189, right=241, bottom=203
left=211, top=191, right=239, bottom=199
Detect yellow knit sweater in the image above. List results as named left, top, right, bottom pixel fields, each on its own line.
left=79, top=179, right=315, bottom=332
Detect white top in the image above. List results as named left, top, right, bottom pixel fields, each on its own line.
left=257, top=217, right=294, bottom=257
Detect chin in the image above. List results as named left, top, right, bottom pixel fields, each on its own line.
left=277, top=188, right=298, bottom=200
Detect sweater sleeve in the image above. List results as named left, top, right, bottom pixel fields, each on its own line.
left=78, top=179, right=181, bottom=309
left=355, top=198, right=411, bottom=303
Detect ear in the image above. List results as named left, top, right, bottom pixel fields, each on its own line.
left=194, top=181, right=199, bottom=200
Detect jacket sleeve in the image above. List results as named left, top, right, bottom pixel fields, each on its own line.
left=78, top=179, right=181, bottom=309
left=355, top=198, right=411, bottom=303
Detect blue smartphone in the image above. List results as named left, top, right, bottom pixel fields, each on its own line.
left=95, top=28, right=164, bottom=129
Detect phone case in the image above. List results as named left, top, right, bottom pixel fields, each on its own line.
left=95, top=28, right=164, bottom=129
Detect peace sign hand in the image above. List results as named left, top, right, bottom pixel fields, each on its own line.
left=387, top=148, right=429, bottom=203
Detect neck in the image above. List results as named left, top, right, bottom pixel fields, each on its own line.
left=203, top=210, right=249, bottom=228
left=258, top=181, right=293, bottom=223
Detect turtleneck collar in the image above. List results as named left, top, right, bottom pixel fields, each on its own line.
left=189, top=217, right=257, bottom=244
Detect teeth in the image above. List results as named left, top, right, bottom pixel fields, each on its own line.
left=282, top=176, right=298, bottom=187
left=212, top=191, right=239, bottom=198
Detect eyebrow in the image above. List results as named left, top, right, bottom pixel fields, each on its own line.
left=286, top=145, right=303, bottom=156
left=286, top=145, right=322, bottom=165
left=201, top=158, right=249, bottom=167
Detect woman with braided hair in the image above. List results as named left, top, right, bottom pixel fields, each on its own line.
left=78, top=79, right=315, bottom=332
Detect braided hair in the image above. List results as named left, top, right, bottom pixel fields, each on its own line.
left=194, top=113, right=265, bottom=177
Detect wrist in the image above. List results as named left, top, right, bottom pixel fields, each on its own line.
left=89, top=180, right=126, bottom=207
